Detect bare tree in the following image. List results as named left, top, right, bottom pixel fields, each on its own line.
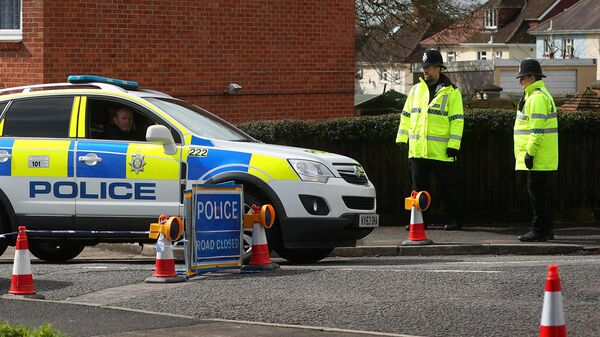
left=356, top=0, right=481, bottom=69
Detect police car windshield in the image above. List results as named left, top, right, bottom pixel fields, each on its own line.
left=146, top=98, right=254, bottom=142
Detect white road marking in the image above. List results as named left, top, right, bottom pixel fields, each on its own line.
left=207, top=318, right=427, bottom=337
left=336, top=268, right=501, bottom=273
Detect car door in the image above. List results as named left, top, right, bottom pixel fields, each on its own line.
left=0, top=96, right=77, bottom=229
left=74, top=97, right=182, bottom=231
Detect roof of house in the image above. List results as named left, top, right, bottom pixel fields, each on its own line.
left=421, top=0, right=562, bottom=46
left=560, top=88, right=600, bottom=112
left=530, top=0, right=600, bottom=34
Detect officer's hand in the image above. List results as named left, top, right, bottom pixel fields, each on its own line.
left=446, top=148, right=459, bottom=160
left=397, top=142, right=408, bottom=151
left=525, top=153, right=534, bottom=169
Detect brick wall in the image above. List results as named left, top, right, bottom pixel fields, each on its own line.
left=0, top=0, right=44, bottom=89
left=1, top=0, right=355, bottom=123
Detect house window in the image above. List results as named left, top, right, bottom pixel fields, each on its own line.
left=0, top=0, right=22, bottom=41
left=379, top=71, right=388, bottom=81
left=394, top=71, right=401, bottom=81
left=356, top=69, right=364, bottom=80
left=484, top=8, right=497, bottom=29
left=562, top=38, right=573, bottom=58
left=477, top=51, right=487, bottom=60
left=495, top=51, right=503, bottom=59
left=447, top=51, right=456, bottom=63
left=543, top=37, right=553, bottom=57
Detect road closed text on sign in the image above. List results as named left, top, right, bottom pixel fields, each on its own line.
left=185, top=184, right=243, bottom=274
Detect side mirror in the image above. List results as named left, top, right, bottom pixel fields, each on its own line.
left=146, top=125, right=177, bottom=155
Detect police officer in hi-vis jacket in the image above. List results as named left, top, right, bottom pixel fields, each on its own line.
left=396, top=49, right=464, bottom=231
left=514, top=59, right=559, bottom=242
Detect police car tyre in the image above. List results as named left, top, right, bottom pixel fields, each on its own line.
left=274, top=247, right=334, bottom=264
left=242, top=187, right=278, bottom=264
left=28, top=241, right=85, bottom=262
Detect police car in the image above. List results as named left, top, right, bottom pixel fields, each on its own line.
left=0, top=75, right=377, bottom=262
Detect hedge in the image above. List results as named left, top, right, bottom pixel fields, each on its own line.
left=238, top=109, right=600, bottom=224
left=239, top=109, right=600, bottom=143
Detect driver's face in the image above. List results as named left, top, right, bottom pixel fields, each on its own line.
left=114, top=110, right=134, bottom=132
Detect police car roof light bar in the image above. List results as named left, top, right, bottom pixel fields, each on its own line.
left=68, top=75, right=139, bottom=91
left=0, top=82, right=128, bottom=95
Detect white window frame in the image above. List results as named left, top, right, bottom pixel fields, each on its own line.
left=0, top=0, right=23, bottom=42
left=477, top=51, right=487, bottom=60
left=562, top=38, right=573, bottom=58
left=484, top=8, right=497, bottom=29
left=447, top=51, right=456, bottom=63
left=495, top=51, right=503, bottom=59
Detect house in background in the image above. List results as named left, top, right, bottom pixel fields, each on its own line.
left=0, top=1, right=355, bottom=123
left=416, top=0, right=580, bottom=97
left=421, top=0, right=579, bottom=63
left=529, top=0, right=600, bottom=81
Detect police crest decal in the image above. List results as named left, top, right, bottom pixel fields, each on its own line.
left=129, top=152, right=146, bottom=174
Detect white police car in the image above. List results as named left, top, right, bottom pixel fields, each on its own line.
left=0, top=75, right=377, bottom=262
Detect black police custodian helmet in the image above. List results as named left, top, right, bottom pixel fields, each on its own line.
left=421, top=49, right=447, bottom=69
left=516, top=59, right=546, bottom=79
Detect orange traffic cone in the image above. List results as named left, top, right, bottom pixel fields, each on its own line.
left=402, top=191, right=433, bottom=246
left=145, top=216, right=185, bottom=283
left=3, top=226, right=44, bottom=299
left=539, top=264, right=566, bottom=337
left=242, top=205, right=279, bottom=271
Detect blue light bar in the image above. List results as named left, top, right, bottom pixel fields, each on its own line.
left=67, top=75, right=139, bottom=90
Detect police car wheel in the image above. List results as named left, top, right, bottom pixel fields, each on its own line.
left=242, top=187, right=280, bottom=264
left=274, top=247, right=334, bottom=264
left=28, top=241, right=85, bottom=262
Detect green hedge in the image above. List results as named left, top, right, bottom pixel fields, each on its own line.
left=239, top=109, right=600, bottom=142
left=238, top=109, right=600, bottom=224
left=0, top=322, right=69, bottom=337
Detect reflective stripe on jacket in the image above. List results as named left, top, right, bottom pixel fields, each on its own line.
left=513, top=80, right=558, bottom=171
left=395, top=76, right=464, bottom=162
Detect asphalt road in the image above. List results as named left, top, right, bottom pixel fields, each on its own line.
left=0, top=248, right=599, bottom=337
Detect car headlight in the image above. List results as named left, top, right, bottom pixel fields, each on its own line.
left=288, top=159, right=334, bottom=183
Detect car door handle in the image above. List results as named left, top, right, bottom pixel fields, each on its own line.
left=0, top=150, right=11, bottom=163
left=78, top=153, right=103, bottom=166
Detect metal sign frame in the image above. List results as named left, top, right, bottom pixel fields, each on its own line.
left=183, top=184, right=243, bottom=276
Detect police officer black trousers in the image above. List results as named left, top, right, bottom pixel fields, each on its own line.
left=527, top=171, right=554, bottom=235
left=408, top=158, right=463, bottom=228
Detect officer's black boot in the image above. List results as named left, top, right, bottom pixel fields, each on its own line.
left=518, top=230, right=551, bottom=242
left=443, top=222, right=462, bottom=231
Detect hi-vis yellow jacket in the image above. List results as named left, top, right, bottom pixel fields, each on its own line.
left=513, top=80, right=558, bottom=171
left=396, top=75, right=464, bottom=162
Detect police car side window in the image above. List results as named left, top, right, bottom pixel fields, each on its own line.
left=2, top=97, right=73, bottom=138
left=87, top=98, right=181, bottom=143
left=0, top=102, right=7, bottom=116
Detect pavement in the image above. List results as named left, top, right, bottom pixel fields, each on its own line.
left=98, top=224, right=600, bottom=259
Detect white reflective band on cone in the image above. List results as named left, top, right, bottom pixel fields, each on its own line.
left=541, top=291, right=565, bottom=326
left=12, top=250, right=32, bottom=275
left=253, top=223, right=267, bottom=245
left=156, top=235, right=174, bottom=260
left=410, top=206, right=423, bottom=224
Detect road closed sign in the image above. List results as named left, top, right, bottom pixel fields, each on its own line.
left=184, top=184, right=243, bottom=275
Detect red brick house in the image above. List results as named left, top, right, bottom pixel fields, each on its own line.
left=0, top=1, right=355, bottom=123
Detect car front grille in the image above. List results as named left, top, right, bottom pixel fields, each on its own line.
left=342, top=196, right=375, bottom=210
left=334, top=164, right=369, bottom=185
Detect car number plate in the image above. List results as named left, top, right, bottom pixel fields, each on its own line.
left=359, top=214, right=379, bottom=228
